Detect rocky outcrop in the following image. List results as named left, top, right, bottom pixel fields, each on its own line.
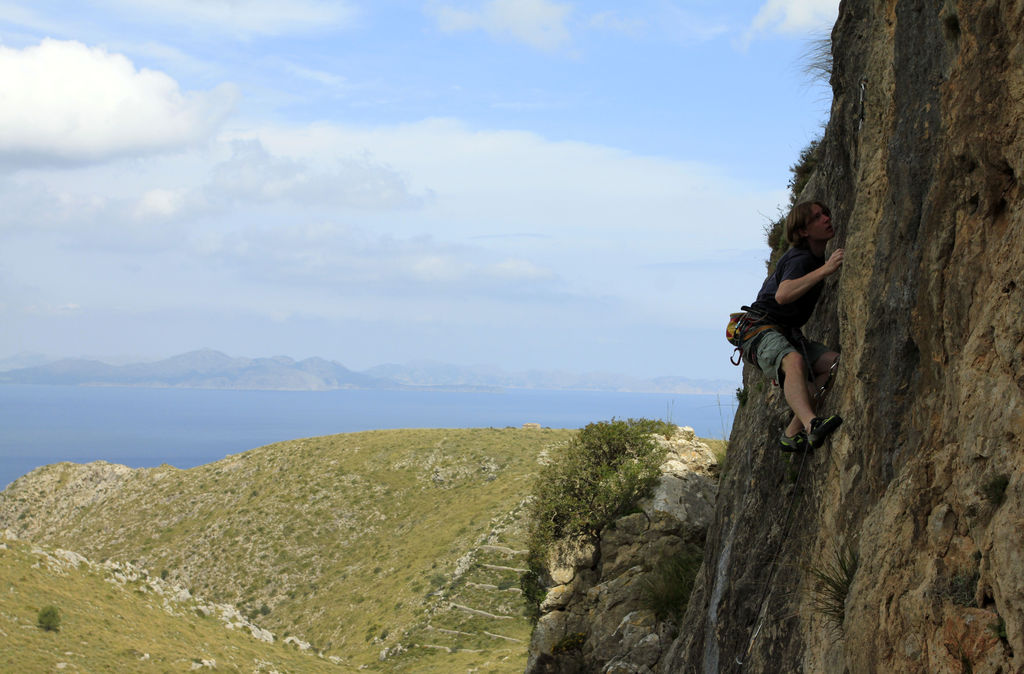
left=662, top=1, right=1024, bottom=672
left=525, top=428, right=719, bottom=673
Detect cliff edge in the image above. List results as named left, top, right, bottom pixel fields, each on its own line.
left=664, top=1, right=1023, bottom=672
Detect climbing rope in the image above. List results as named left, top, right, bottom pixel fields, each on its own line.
left=735, top=356, right=839, bottom=667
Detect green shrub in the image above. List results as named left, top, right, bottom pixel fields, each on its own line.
left=810, top=543, right=858, bottom=632
left=641, top=544, right=703, bottom=622
left=528, top=419, right=668, bottom=550
left=37, top=605, right=61, bottom=632
left=519, top=569, right=546, bottom=622
left=523, top=419, right=668, bottom=619
left=765, top=137, right=823, bottom=271
left=735, top=386, right=748, bottom=407
left=787, top=139, right=821, bottom=206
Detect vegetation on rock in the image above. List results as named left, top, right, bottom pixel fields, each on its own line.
left=522, top=419, right=672, bottom=619
left=765, top=136, right=823, bottom=269
left=641, top=543, right=703, bottom=622
left=809, top=543, right=859, bottom=633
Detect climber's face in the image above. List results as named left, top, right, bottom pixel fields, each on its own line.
left=801, top=205, right=835, bottom=243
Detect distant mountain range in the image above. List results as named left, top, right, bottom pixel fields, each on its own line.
left=0, top=349, right=735, bottom=394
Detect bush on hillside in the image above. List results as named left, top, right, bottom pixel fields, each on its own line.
left=522, top=418, right=670, bottom=620
left=37, top=605, right=61, bottom=632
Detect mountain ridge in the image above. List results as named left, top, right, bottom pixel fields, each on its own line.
left=0, top=348, right=735, bottom=394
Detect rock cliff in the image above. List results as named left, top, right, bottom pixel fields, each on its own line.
left=525, top=428, right=719, bottom=673
left=662, top=0, right=1024, bottom=672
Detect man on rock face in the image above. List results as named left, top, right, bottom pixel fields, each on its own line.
left=743, top=200, right=844, bottom=452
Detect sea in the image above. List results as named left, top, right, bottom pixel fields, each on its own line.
left=0, top=385, right=737, bottom=491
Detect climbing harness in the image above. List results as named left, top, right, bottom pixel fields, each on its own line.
left=727, top=307, right=779, bottom=366
left=734, top=446, right=812, bottom=667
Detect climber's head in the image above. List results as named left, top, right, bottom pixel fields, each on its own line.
left=787, top=201, right=834, bottom=249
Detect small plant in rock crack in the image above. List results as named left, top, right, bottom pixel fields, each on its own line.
left=552, top=632, right=585, bottom=653
left=942, top=569, right=980, bottom=608
left=641, top=544, right=703, bottom=622
left=981, top=474, right=1009, bottom=507
left=736, top=386, right=748, bottom=407
left=809, top=543, right=858, bottom=632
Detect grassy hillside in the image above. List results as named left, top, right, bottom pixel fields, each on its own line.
left=0, top=537, right=336, bottom=672
left=0, top=427, right=576, bottom=671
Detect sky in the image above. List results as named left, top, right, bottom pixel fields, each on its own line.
left=0, top=0, right=839, bottom=384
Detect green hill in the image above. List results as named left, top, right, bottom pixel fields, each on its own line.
left=0, top=427, right=576, bottom=671
left=0, top=538, right=337, bottom=672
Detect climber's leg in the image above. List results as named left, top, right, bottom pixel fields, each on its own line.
left=781, top=351, right=816, bottom=435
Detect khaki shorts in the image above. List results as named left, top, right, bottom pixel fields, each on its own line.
left=747, top=330, right=830, bottom=386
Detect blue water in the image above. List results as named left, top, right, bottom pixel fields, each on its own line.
left=0, top=385, right=736, bottom=490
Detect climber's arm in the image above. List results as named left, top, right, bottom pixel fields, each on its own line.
left=775, top=249, right=844, bottom=305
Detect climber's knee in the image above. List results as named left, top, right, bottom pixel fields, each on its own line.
left=778, top=351, right=807, bottom=387
left=813, top=351, right=840, bottom=377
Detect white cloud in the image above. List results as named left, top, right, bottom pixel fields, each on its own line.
left=230, top=119, right=781, bottom=309
left=431, top=0, right=572, bottom=50
left=0, top=40, right=238, bottom=166
left=588, top=11, right=646, bottom=37
left=254, top=119, right=762, bottom=237
left=98, top=0, right=358, bottom=37
left=746, top=0, right=839, bottom=39
left=0, top=2, right=64, bottom=35
left=489, top=258, right=554, bottom=281
left=0, top=116, right=780, bottom=341
left=283, top=63, right=347, bottom=91
left=206, top=139, right=426, bottom=210
left=23, top=302, right=83, bottom=316
left=134, top=188, right=189, bottom=220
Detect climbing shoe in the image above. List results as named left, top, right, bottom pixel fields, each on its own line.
left=808, top=414, right=843, bottom=449
left=779, top=431, right=810, bottom=453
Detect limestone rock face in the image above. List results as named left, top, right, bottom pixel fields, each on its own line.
left=525, top=428, right=719, bottom=673
left=662, top=1, right=1024, bottom=672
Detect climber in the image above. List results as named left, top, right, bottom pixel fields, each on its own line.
left=742, top=200, right=844, bottom=452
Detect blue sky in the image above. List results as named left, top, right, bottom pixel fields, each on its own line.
left=0, top=0, right=838, bottom=383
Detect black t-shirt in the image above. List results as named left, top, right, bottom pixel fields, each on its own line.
left=749, top=247, right=825, bottom=328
